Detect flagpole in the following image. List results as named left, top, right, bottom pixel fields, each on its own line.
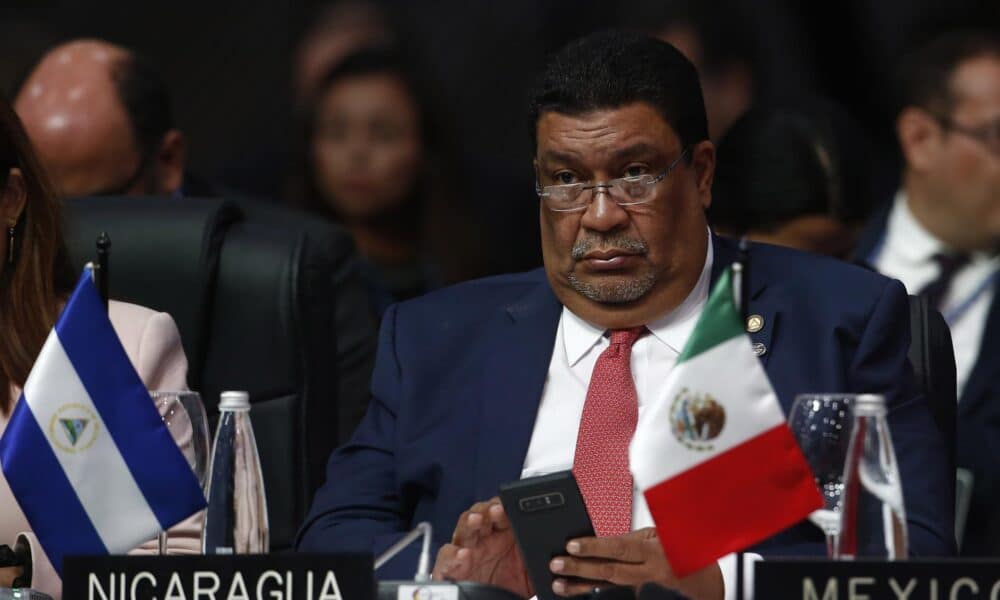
left=733, top=236, right=750, bottom=318
left=733, top=236, right=749, bottom=600
left=735, top=552, right=744, bottom=600
left=96, top=232, right=110, bottom=311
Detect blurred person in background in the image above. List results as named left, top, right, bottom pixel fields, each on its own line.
left=855, top=30, right=1000, bottom=555
left=709, top=102, right=875, bottom=258
left=0, top=95, right=197, bottom=598
left=14, top=39, right=211, bottom=199
left=295, top=46, right=476, bottom=310
left=620, top=0, right=757, bottom=141
left=218, top=0, right=394, bottom=201
left=293, top=0, right=393, bottom=107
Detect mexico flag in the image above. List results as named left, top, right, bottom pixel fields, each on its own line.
left=629, top=266, right=822, bottom=576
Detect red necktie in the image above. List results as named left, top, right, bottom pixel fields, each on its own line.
left=573, top=327, right=644, bottom=537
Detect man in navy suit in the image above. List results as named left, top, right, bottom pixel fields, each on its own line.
left=854, top=30, right=1000, bottom=555
left=299, top=32, right=954, bottom=599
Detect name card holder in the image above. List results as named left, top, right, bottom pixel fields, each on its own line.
left=755, top=558, right=1000, bottom=599
left=63, top=553, right=374, bottom=600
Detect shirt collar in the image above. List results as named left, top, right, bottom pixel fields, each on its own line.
left=887, top=189, right=947, bottom=264
left=561, top=229, right=714, bottom=366
left=889, top=190, right=1000, bottom=266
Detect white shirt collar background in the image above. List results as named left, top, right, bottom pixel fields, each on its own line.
left=874, top=190, right=999, bottom=397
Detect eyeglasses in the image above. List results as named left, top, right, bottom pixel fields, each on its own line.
left=535, top=148, right=689, bottom=212
left=937, top=116, right=1000, bottom=157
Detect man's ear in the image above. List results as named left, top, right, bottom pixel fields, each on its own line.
left=897, top=107, right=942, bottom=173
left=690, top=140, right=715, bottom=210
left=154, top=129, right=187, bottom=195
left=1, top=168, right=27, bottom=224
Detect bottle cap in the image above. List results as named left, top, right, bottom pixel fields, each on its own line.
left=854, top=393, right=886, bottom=416
left=219, top=390, right=250, bottom=411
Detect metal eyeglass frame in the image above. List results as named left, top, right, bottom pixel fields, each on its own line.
left=535, top=147, right=690, bottom=212
left=936, top=115, right=1000, bottom=157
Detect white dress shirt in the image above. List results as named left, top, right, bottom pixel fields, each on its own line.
left=873, top=191, right=999, bottom=397
left=519, top=236, right=755, bottom=599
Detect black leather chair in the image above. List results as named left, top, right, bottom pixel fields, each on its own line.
left=63, top=196, right=378, bottom=549
left=908, top=295, right=957, bottom=467
left=60, top=196, right=241, bottom=385
left=907, top=294, right=961, bottom=543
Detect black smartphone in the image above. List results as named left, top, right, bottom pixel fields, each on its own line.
left=498, top=471, right=596, bottom=600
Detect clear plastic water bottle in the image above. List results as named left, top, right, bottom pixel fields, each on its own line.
left=202, top=391, right=269, bottom=554
left=837, top=394, right=908, bottom=559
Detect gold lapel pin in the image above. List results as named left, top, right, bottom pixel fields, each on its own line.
left=746, top=314, right=764, bottom=333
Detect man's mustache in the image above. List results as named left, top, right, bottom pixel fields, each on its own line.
left=571, top=234, right=649, bottom=260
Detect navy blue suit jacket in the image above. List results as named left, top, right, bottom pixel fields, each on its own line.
left=298, top=235, right=955, bottom=576
left=857, top=204, right=1000, bottom=555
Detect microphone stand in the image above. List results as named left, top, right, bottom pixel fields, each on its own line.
left=374, top=522, right=433, bottom=582
left=374, top=523, right=525, bottom=600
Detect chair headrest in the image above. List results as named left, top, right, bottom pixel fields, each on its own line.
left=62, top=195, right=243, bottom=388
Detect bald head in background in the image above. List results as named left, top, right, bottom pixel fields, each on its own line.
left=15, top=39, right=186, bottom=198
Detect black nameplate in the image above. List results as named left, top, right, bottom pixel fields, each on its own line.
left=63, top=553, right=374, bottom=600
left=755, top=558, right=1000, bottom=599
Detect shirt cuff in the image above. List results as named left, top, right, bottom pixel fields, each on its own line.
left=719, top=552, right=763, bottom=600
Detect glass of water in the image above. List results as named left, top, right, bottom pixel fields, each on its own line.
left=152, top=391, right=210, bottom=554
left=788, top=393, right=855, bottom=557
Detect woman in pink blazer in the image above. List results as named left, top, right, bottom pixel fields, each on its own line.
left=0, top=96, right=200, bottom=598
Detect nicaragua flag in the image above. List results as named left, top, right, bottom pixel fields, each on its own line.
left=0, top=266, right=206, bottom=573
left=629, top=266, right=822, bottom=577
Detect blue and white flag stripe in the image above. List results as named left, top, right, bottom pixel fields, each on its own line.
left=0, top=267, right=205, bottom=573
left=51, top=268, right=202, bottom=528
left=0, top=394, right=108, bottom=565
left=21, top=335, right=161, bottom=557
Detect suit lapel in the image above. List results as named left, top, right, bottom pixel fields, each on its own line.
left=711, top=235, right=778, bottom=367
left=474, top=277, right=562, bottom=500
left=959, top=282, right=1000, bottom=415
left=853, top=201, right=893, bottom=266
left=471, top=238, right=783, bottom=500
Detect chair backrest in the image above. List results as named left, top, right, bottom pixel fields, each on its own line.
left=63, top=196, right=356, bottom=549
left=907, top=294, right=960, bottom=542
left=62, top=196, right=241, bottom=388
left=907, top=294, right=957, bottom=465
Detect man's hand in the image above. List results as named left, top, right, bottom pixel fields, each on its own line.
left=432, top=498, right=532, bottom=598
left=0, top=566, right=22, bottom=588
left=549, top=528, right=723, bottom=600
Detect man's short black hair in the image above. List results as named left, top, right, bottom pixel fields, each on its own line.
left=895, top=29, right=1000, bottom=118
left=529, top=30, right=708, bottom=150
left=109, top=52, right=173, bottom=158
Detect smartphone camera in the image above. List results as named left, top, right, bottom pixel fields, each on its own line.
left=518, top=492, right=566, bottom=513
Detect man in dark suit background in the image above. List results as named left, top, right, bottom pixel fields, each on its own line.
left=299, top=31, right=954, bottom=599
left=855, top=30, right=1000, bottom=555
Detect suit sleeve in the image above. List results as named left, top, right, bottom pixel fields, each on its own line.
left=297, top=304, right=414, bottom=560
left=849, top=278, right=956, bottom=556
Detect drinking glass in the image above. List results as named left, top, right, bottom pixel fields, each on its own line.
left=788, top=393, right=855, bottom=557
left=152, top=391, right=210, bottom=554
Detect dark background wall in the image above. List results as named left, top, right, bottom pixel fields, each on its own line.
left=3, top=0, right=998, bottom=275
